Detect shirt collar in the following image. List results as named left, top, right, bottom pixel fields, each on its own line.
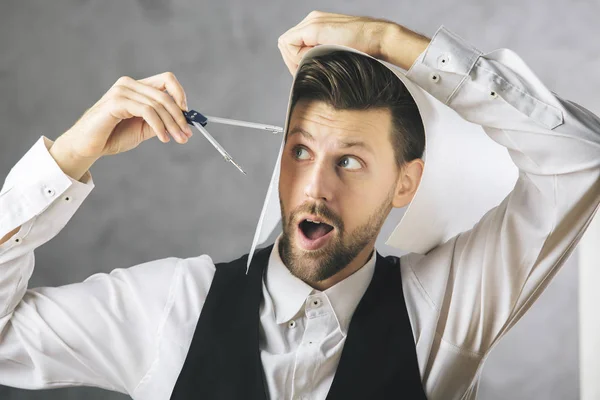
left=324, top=250, right=376, bottom=334
left=265, top=235, right=377, bottom=334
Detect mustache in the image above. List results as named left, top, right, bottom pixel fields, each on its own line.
left=290, top=202, right=344, bottom=231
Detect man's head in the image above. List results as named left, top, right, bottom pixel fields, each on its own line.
left=278, top=51, right=425, bottom=287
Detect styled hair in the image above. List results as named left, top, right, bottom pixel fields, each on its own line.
left=290, top=51, right=425, bottom=166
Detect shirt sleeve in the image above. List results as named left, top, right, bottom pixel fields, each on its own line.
left=404, top=26, right=600, bottom=354
left=0, top=137, right=181, bottom=394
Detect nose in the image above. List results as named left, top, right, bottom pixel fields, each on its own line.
left=304, top=160, right=334, bottom=202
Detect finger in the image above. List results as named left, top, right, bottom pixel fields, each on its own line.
left=115, top=84, right=189, bottom=144
left=279, top=25, right=322, bottom=69
left=278, top=39, right=298, bottom=75
left=109, top=96, right=169, bottom=143
left=283, top=14, right=356, bottom=48
left=139, top=72, right=188, bottom=112
left=281, top=22, right=320, bottom=49
left=278, top=32, right=317, bottom=75
left=279, top=39, right=305, bottom=74
left=299, top=10, right=334, bottom=25
left=279, top=25, right=312, bottom=74
left=117, top=77, right=192, bottom=139
left=301, top=11, right=353, bottom=25
left=296, top=45, right=314, bottom=60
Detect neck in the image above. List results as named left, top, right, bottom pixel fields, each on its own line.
left=309, top=241, right=376, bottom=291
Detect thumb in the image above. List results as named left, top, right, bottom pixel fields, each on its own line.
left=297, top=45, right=314, bottom=60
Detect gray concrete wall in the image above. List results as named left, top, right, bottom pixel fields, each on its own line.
left=1, top=0, right=597, bottom=399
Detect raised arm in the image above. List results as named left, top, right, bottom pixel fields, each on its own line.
left=278, top=11, right=600, bottom=354
left=0, top=72, right=198, bottom=393
left=399, top=25, right=600, bottom=353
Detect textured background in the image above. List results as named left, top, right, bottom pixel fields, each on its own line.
left=1, top=0, right=598, bottom=399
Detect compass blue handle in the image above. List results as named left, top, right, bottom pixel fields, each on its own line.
left=183, top=109, right=208, bottom=126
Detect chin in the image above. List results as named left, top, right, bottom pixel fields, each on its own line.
left=280, top=231, right=351, bottom=283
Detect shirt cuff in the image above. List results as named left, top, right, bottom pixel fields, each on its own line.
left=405, top=25, right=483, bottom=105
left=0, top=136, right=95, bottom=235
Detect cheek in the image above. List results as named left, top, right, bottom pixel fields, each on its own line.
left=279, top=159, right=303, bottom=208
left=339, top=181, right=389, bottom=228
left=338, top=193, right=367, bottom=229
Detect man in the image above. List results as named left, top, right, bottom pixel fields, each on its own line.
left=0, top=10, right=598, bottom=400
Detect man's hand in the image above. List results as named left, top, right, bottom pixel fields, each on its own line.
left=1, top=72, right=193, bottom=245
left=278, top=11, right=430, bottom=74
left=49, top=72, right=193, bottom=181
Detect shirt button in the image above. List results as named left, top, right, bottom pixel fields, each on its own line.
left=310, top=298, right=322, bottom=308
left=288, top=320, right=296, bottom=329
left=44, top=187, right=56, bottom=197
left=14, top=236, right=22, bottom=244
left=489, top=90, right=499, bottom=99
left=437, top=54, right=451, bottom=68
left=63, top=195, right=72, bottom=202
left=430, top=72, right=440, bottom=83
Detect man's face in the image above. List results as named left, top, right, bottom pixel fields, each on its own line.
left=278, top=99, right=401, bottom=283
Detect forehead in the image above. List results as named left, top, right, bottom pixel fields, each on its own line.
left=287, top=100, right=393, bottom=146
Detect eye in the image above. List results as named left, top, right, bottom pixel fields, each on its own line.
left=293, top=146, right=311, bottom=160
left=338, top=156, right=362, bottom=170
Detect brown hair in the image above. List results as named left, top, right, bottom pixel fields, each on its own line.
left=290, top=51, right=425, bottom=166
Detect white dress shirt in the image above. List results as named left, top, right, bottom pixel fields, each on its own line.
left=0, top=26, right=599, bottom=400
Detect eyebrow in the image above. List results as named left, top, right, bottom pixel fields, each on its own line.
left=339, top=139, right=373, bottom=153
left=288, top=127, right=374, bottom=154
left=288, top=127, right=314, bottom=141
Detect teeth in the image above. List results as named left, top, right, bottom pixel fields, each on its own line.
left=306, top=219, right=321, bottom=224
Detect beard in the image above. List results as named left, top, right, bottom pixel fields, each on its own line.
left=279, top=189, right=394, bottom=283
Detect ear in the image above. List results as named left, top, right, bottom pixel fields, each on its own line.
left=392, top=158, right=424, bottom=208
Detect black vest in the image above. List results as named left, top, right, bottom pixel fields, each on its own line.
left=170, top=245, right=427, bottom=399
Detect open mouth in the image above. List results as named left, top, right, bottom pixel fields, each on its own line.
left=297, top=218, right=335, bottom=250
